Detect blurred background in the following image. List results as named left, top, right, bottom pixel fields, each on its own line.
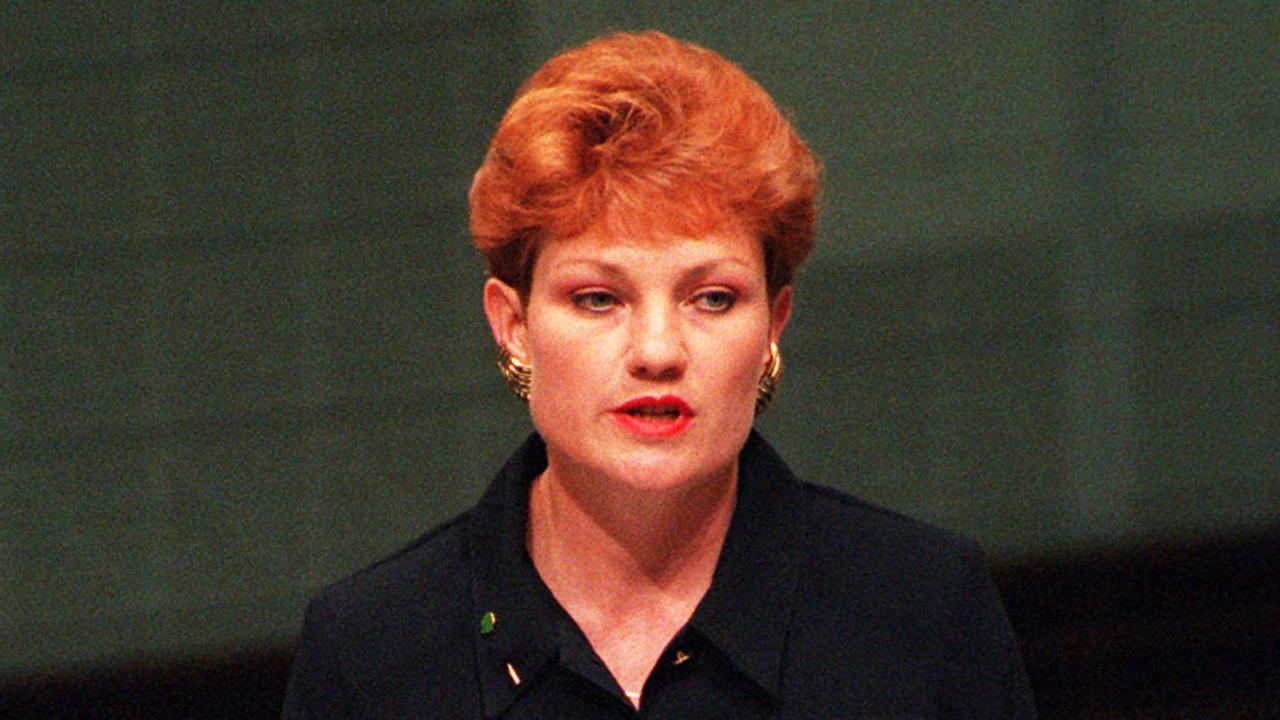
left=3, top=2, right=1276, bottom=718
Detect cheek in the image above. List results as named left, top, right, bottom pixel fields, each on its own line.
left=707, top=338, right=769, bottom=403
left=530, top=321, right=599, bottom=376
left=526, top=324, right=608, bottom=418
left=726, top=324, right=772, bottom=376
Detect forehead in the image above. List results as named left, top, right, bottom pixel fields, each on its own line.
left=535, top=224, right=765, bottom=278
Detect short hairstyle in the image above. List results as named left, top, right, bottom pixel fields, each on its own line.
left=468, top=30, right=820, bottom=296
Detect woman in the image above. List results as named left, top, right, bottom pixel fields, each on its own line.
left=284, top=31, right=1035, bottom=719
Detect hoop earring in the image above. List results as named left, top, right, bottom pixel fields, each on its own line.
left=755, top=342, right=782, bottom=415
left=496, top=346, right=531, bottom=401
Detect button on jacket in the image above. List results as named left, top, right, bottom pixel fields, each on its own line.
left=283, top=432, right=1037, bottom=718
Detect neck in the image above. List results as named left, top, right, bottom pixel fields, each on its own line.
left=526, top=458, right=737, bottom=614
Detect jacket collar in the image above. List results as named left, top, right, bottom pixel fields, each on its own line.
left=466, top=434, right=561, bottom=718
left=686, top=430, right=807, bottom=700
left=466, top=431, right=808, bottom=717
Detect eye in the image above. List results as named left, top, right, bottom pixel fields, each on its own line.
left=692, top=289, right=736, bottom=312
left=572, top=290, right=619, bottom=312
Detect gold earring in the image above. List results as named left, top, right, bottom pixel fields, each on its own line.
left=496, top=346, right=531, bottom=401
left=755, top=342, right=782, bottom=415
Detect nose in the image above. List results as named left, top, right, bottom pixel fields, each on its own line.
left=625, top=301, right=687, bottom=381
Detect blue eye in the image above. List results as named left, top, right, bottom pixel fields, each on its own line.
left=694, top=289, right=736, bottom=312
left=573, top=291, right=618, bottom=312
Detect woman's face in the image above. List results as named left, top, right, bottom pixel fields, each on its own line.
left=484, top=223, right=791, bottom=495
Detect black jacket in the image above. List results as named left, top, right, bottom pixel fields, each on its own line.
left=283, top=431, right=1036, bottom=718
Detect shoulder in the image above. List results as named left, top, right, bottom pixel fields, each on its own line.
left=760, top=476, right=1036, bottom=713
left=740, top=431, right=984, bottom=591
left=799, top=481, right=981, bottom=574
left=771, top=483, right=1035, bottom=713
left=786, top=479, right=992, bottom=630
left=285, top=510, right=489, bottom=715
left=303, top=508, right=477, bottom=652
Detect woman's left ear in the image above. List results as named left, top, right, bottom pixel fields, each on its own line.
left=769, top=285, right=793, bottom=347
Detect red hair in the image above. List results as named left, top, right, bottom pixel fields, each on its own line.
left=469, top=31, right=819, bottom=295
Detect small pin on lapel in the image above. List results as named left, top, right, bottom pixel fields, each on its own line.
left=479, top=611, right=496, bottom=634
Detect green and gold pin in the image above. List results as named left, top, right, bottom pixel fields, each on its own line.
left=479, top=611, right=497, bottom=634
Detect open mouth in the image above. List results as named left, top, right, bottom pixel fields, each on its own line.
left=623, top=405, right=682, bottom=419
left=611, top=395, right=694, bottom=437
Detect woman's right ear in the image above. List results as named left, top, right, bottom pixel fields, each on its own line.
left=483, top=278, right=528, bottom=359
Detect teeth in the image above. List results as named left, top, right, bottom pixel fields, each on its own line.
left=627, top=406, right=679, bottom=418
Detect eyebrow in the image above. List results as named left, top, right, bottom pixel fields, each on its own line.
left=552, top=257, right=753, bottom=281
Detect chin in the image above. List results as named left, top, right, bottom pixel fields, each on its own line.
left=603, top=449, right=736, bottom=495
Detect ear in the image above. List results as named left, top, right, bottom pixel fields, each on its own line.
left=483, top=278, right=529, bottom=361
left=768, top=285, right=793, bottom=348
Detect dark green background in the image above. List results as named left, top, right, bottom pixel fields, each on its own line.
left=4, top=2, right=1276, bottom=677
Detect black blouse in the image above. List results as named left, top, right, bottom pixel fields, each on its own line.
left=283, top=431, right=1037, bottom=718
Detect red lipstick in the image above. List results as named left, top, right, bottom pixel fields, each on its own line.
left=610, top=395, right=694, bottom=438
